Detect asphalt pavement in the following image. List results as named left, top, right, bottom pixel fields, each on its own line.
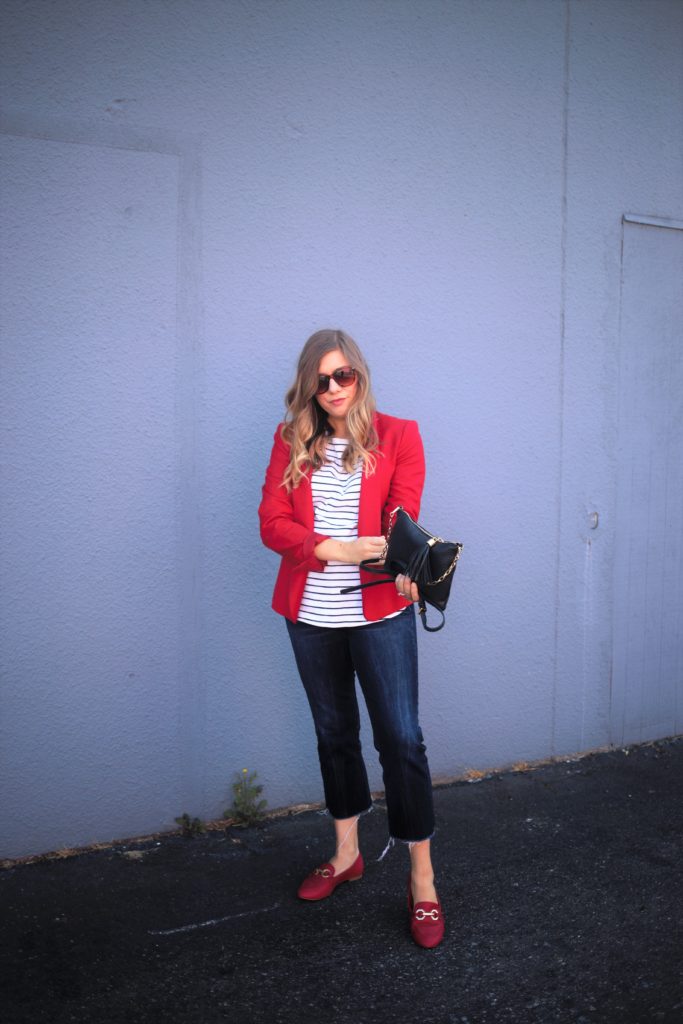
left=1, top=736, right=682, bottom=1024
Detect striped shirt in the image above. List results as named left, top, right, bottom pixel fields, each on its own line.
left=297, top=437, right=402, bottom=627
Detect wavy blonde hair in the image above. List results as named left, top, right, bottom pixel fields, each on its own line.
left=281, top=329, right=380, bottom=491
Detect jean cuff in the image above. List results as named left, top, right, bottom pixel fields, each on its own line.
left=376, top=828, right=435, bottom=862
left=316, top=802, right=375, bottom=822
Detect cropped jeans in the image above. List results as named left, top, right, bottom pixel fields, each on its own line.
left=285, top=604, right=435, bottom=843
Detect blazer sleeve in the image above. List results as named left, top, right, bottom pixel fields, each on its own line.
left=381, top=419, right=426, bottom=534
left=258, top=425, right=331, bottom=572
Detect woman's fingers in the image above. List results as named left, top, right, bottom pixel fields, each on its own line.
left=366, top=536, right=386, bottom=561
left=395, top=573, right=419, bottom=602
left=351, top=536, right=386, bottom=564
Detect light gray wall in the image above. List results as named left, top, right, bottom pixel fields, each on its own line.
left=1, top=0, right=681, bottom=859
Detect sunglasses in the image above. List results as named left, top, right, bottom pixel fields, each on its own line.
left=315, top=366, right=358, bottom=395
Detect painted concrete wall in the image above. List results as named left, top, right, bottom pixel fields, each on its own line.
left=1, top=0, right=681, bottom=859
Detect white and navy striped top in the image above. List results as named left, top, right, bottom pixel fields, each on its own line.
left=298, top=437, right=402, bottom=628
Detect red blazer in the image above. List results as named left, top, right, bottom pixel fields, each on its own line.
left=259, top=410, right=425, bottom=622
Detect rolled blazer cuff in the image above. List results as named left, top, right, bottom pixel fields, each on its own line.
left=260, top=524, right=331, bottom=573
left=297, top=531, right=331, bottom=572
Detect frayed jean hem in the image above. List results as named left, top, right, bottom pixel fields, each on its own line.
left=376, top=829, right=435, bottom=862
left=316, top=803, right=375, bottom=822
left=315, top=805, right=433, bottom=861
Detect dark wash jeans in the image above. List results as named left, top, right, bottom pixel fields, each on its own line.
left=285, top=604, right=435, bottom=842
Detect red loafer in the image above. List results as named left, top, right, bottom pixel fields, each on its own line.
left=297, top=852, right=364, bottom=901
left=407, top=874, right=445, bottom=948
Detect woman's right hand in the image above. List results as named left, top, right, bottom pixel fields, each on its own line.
left=313, top=536, right=386, bottom=565
left=346, top=536, right=386, bottom=565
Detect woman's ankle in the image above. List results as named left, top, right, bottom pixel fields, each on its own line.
left=411, top=873, right=438, bottom=903
left=409, top=872, right=436, bottom=888
left=331, top=846, right=360, bottom=868
left=334, top=844, right=360, bottom=858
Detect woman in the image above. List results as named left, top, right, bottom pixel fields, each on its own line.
left=258, top=328, right=444, bottom=949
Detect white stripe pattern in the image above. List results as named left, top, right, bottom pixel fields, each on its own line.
left=298, top=437, right=402, bottom=627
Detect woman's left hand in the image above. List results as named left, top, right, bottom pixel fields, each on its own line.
left=396, top=573, right=420, bottom=603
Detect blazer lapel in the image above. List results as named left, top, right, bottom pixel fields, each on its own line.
left=358, top=412, right=382, bottom=536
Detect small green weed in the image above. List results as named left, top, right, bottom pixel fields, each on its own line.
left=174, top=812, right=206, bottom=837
left=226, top=768, right=267, bottom=826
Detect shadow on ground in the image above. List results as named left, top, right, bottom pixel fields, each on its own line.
left=1, top=738, right=682, bottom=1024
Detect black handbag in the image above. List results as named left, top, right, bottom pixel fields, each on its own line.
left=341, top=506, right=463, bottom=632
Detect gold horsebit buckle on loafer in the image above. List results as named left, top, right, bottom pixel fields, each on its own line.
left=414, top=908, right=441, bottom=921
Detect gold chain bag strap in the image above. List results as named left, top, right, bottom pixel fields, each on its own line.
left=340, top=506, right=463, bottom=632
